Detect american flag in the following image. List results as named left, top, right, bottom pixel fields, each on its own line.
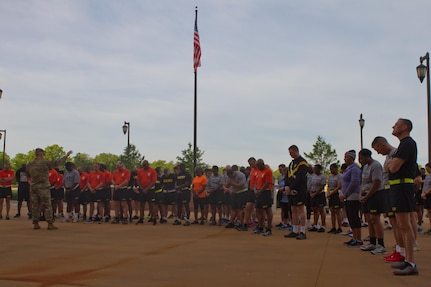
left=193, top=11, right=201, bottom=70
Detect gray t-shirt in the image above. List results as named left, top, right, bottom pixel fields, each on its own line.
left=361, top=160, right=384, bottom=193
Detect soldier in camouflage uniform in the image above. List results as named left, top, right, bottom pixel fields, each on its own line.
left=26, top=148, right=73, bottom=230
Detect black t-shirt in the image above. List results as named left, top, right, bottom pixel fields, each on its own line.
left=389, top=136, right=417, bottom=180
left=176, top=171, right=192, bottom=189
left=161, top=173, right=176, bottom=190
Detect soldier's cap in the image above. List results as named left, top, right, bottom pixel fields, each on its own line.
left=35, top=148, right=45, bottom=153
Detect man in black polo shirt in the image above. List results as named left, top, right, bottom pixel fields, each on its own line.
left=387, top=118, right=419, bottom=275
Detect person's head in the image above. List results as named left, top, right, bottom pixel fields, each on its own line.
left=3, top=163, right=10, bottom=170
left=358, top=148, right=372, bottom=166
left=371, top=136, right=391, bottom=156
left=344, top=150, right=356, bottom=165
left=392, top=118, right=413, bottom=139
left=142, top=160, right=149, bottom=169
left=179, top=163, right=186, bottom=172
left=226, top=168, right=236, bottom=179
left=425, top=163, right=431, bottom=174
left=329, top=163, right=338, bottom=175
left=155, top=166, right=161, bottom=175
left=256, top=159, right=265, bottom=171
left=194, top=166, right=203, bottom=176
left=35, top=148, right=45, bottom=158
left=313, top=164, right=323, bottom=175
left=94, top=162, right=101, bottom=171
left=248, top=157, right=256, bottom=168
left=288, top=145, right=300, bottom=159
left=65, top=162, right=74, bottom=172
left=100, top=163, right=107, bottom=171
left=163, top=168, right=171, bottom=176
left=420, top=167, right=426, bottom=176
left=340, top=163, right=347, bottom=173
left=278, top=164, right=286, bottom=172
left=212, top=165, right=219, bottom=176
left=205, top=168, right=212, bottom=177
left=232, top=165, right=238, bottom=171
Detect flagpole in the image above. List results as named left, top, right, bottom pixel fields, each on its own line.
left=193, top=7, right=199, bottom=175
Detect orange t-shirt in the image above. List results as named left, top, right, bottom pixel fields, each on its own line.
left=0, top=169, right=14, bottom=187
left=113, top=168, right=130, bottom=186
left=255, top=168, right=273, bottom=190
left=104, top=170, right=113, bottom=187
left=79, top=172, right=88, bottom=190
left=48, top=169, right=59, bottom=187
left=54, top=173, right=64, bottom=189
left=88, top=171, right=105, bottom=189
left=136, top=168, right=157, bottom=188
left=192, top=175, right=207, bottom=198
left=249, top=167, right=259, bottom=189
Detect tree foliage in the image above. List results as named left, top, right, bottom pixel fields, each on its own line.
left=303, top=136, right=339, bottom=172
left=94, top=153, right=120, bottom=172
left=119, top=144, right=143, bottom=170
left=176, top=142, right=208, bottom=174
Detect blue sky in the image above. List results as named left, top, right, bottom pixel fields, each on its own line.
left=1, top=0, right=431, bottom=169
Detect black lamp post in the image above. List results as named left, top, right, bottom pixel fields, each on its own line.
left=0, top=129, right=6, bottom=169
left=122, top=121, right=130, bottom=168
left=416, top=52, right=431, bottom=163
left=359, top=114, right=365, bottom=150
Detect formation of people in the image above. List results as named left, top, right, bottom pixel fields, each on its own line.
left=0, top=118, right=427, bottom=276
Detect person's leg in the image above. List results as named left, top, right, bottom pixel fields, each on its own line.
left=395, top=212, right=414, bottom=263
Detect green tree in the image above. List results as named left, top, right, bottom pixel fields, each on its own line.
left=94, top=153, right=120, bottom=172
left=303, top=136, right=339, bottom=172
left=119, top=144, right=143, bottom=170
left=0, top=151, right=11, bottom=167
left=150, top=160, right=176, bottom=172
left=176, top=142, right=208, bottom=174
left=72, top=152, right=93, bottom=169
left=10, top=152, right=30, bottom=171
left=44, top=144, right=66, bottom=161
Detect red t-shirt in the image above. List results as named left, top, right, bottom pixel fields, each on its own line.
left=136, top=168, right=157, bottom=188
left=113, top=168, right=130, bottom=186
left=255, top=168, right=273, bottom=190
left=79, top=172, right=88, bottom=190
left=0, top=169, right=14, bottom=187
left=88, top=171, right=105, bottom=189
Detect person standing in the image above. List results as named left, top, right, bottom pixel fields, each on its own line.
left=191, top=167, right=208, bottom=225
left=307, top=164, right=327, bottom=232
left=87, top=163, right=105, bottom=222
left=254, top=159, right=274, bottom=236
left=134, top=160, right=157, bottom=225
left=173, top=163, right=192, bottom=226
left=26, top=148, right=73, bottom=230
left=327, top=163, right=342, bottom=233
left=161, top=168, right=177, bottom=224
left=63, top=162, right=81, bottom=223
left=14, top=164, right=31, bottom=219
left=387, top=118, right=419, bottom=275
left=224, top=168, right=248, bottom=230
left=0, top=163, right=14, bottom=220
left=358, top=149, right=386, bottom=254
left=207, top=165, right=224, bottom=226
left=77, top=167, right=90, bottom=221
left=112, top=161, right=131, bottom=224
left=421, top=163, right=431, bottom=234
left=284, top=145, right=309, bottom=240
left=340, top=150, right=362, bottom=247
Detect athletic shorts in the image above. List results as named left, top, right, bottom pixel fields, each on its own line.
left=246, top=189, right=256, bottom=203
left=154, top=191, right=164, bottom=205
left=231, top=191, right=247, bottom=209
left=362, top=189, right=386, bottom=214
left=139, top=189, right=156, bottom=203
left=193, top=197, right=209, bottom=211
left=288, top=190, right=306, bottom=207
left=0, top=186, right=12, bottom=198
left=178, top=189, right=191, bottom=204
left=280, top=201, right=291, bottom=218
left=79, top=190, right=91, bottom=205
left=415, top=190, right=424, bottom=205
left=65, top=186, right=81, bottom=201
left=163, top=191, right=177, bottom=205
left=255, top=190, right=272, bottom=209
left=310, top=192, right=327, bottom=208
left=389, top=183, right=415, bottom=213
left=52, top=188, right=64, bottom=200
left=328, top=193, right=341, bottom=209
left=222, top=191, right=231, bottom=205
left=113, top=188, right=129, bottom=201
left=17, top=183, right=30, bottom=202
left=209, top=189, right=224, bottom=205
left=100, top=188, right=111, bottom=202
left=425, top=193, right=431, bottom=209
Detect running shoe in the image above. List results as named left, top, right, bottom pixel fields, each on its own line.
left=14, top=213, right=20, bottom=218
left=336, top=228, right=343, bottom=234
left=346, top=239, right=362, bottom=247
left=236, top=224, right=248, bottom=231
left=384, top=252, right=404, bottom=262
left=371, top=244, right=386, bottom=255
left=136, top=218, right=144, bottom=225
left=262, top=229, right=272, bottom=236
left=327, top=228, right=337, bottom=234
left=173, top=219, right=181, bottom=225
left=278, top=224, right=290, bottom=230
left=317, top=227, right=325, bottom=233
left=418, top=226, right=423, bottom=233
left=360, top=244, right=375, bottom=251
left=252, top=227, right=263, bottom=234
left=296, top=232, right=307, bottom=240
left=393, top=263, right=419, bottom=276
left=284, top=231, right=298, bottom=238
left=191, top=220, right=199, bottom=225
left=413, top=243, right=420, bottom=251
left=183, top=221, right=191, bottom=226
left=342, top=230, right=352, bottom=236
left=308, top=226, right=318, bottom=232
left=225, top=222, right=236, bottom=228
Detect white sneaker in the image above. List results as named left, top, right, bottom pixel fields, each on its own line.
left=370, top=244, right=387, bottom=255
left=62, top=217, right=70, bottom=223
left=72, top=217, right=79, bottom=223
left=414, top=243, right=420, bottom=251
left=360, top=244, right=375, bottom=251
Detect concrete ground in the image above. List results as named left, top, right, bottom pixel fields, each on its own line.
left=0, top=202, right=429, bottom=287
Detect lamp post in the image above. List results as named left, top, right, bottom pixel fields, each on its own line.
left=416, top=52, right=431, bottom=163
left=122, top=121, right=130, bottom=168
left=0, top=89, right=3, bottom=100
left=359, top=114, right=365, bottom=150
left=0, top=129, right=6, bottom=169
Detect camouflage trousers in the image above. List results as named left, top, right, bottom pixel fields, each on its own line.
left=30, top=185, right=54, bottom=224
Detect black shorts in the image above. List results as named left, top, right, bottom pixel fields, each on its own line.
left=209, top=189, right=224, bottom=205
left=231, top=191, right=247, bottom=209
left=140, top=189, right=156, bottom=203
left=52, top=188, right=65, bottom=200
left=79, top=190, right=91, bottom=205
left=222, top=191, right=231, bottom=205
left=100, top=188, right=111, bottom=202
left=288, top=190, right=306, bottom=207
left=246, top=189, right=256, bottom=203
left=425, top=193, right=431, bottom=209
left=280, top=201, right=291, bottom=218
left=163, top=191, right=177, bottom=205
left=362, top=189, right=386, bottom=214
left=389, top=183, right=415, bottom=213
left=0, top=186, right=12, bottom=198
left=113, top=188, right=129, bottom=202
left=130, top=188, right=140, bottom=201
left=65, top=187, right=81, bottom=201
left=154, top=191, right=164, bottom=205
left=415, top=190, right=424, bottom=206
left=255, top=190, right=272, bottom=209
left=17, top=183, right=30, bottom=202
left=193, top=197, right=209, bottom=211
left=310, top=192, right=326, bottom=208
left=178, top=189, right=191, bottom=204
left=328, top=193, right=341, bottom=209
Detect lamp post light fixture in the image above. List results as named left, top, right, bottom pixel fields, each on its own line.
left=0, top=129, right=6, bottom=168
left=122, top=121, right=130, bottom=168
left=416, top=52, right=431, bottom=163
left=359, top=114, right=365, bottom=150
